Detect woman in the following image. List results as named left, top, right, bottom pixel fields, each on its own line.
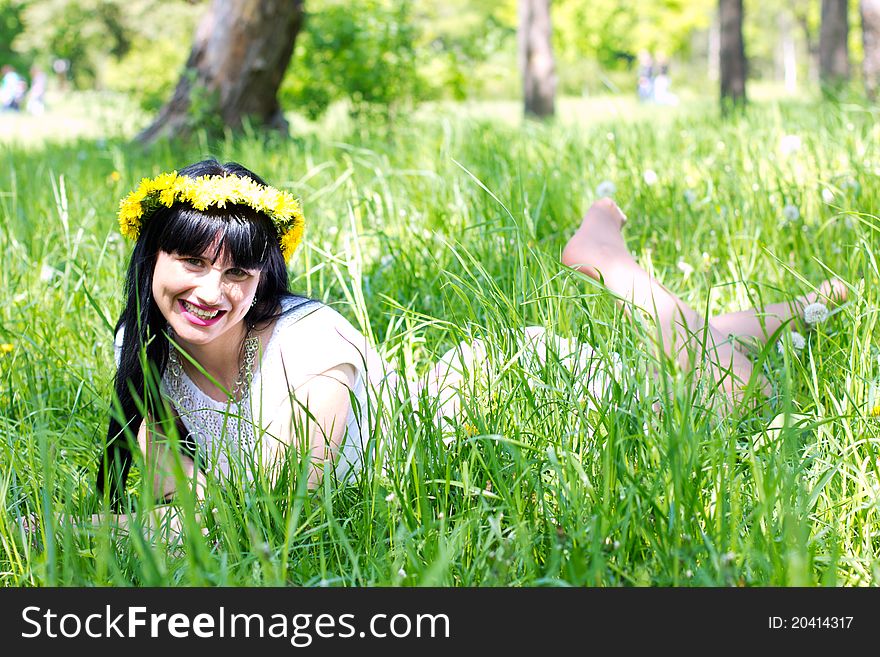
left=97, top=159, right=845, bottom=520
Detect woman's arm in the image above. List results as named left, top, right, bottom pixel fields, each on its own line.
left=274, top=363, right=357, bottom=488
left=136, top=416, right=206, bottom=503
left=23, top=419, right=207, bottom=543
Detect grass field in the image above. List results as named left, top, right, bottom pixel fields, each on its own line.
left=1, top=92, right=878, bottom=586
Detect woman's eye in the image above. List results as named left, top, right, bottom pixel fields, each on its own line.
left=184, top=257, right=203, bottom=267
left=227, top=268, right=250, bottom=279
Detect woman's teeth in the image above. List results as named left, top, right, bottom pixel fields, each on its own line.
left=183, top=300, right=220, bottom=320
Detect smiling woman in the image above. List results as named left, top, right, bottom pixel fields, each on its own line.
left=99, top=159, right=386, bottom=520
left=89, top=157, right=847, bottom=544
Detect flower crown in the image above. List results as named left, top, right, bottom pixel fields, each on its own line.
left=117, top=171, right=305, bottom=262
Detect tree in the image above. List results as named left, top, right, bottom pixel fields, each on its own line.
left=863, top=0, right=880, bottom=99
left=138, top=0, right=304, bottom=143
left=819, top=0, right=849, bottom=88
left=518, top=0, right=555, bottom=118
left=719, top=0, right=746, bottom=109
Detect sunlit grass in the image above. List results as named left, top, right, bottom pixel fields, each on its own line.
left=0, top=93, right=878, bottom=586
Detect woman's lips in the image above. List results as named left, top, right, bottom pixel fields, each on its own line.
left=179, top=299, right=227, bottom=326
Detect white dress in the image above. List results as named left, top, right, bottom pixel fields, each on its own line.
left=116, top=297, right=621, bottom=483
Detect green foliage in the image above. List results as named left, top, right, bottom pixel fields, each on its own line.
left=1, top=95, right=878, bottom=586
left=553, top=0, right=713, bottom=68
left=281, top=0, right=422, bottom=120
left=102, top=37, right=187, bottom=112
left=411, top=0, right=516, bottom=100
left=0, top=0, right=27, bottom=69
left=13, top=0, right=199, bottom=90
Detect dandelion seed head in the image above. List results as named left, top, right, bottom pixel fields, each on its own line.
left=821, top=188, right=835, bottom=204
left=782, top=204, right=800, bottom=222
left=643, top=169, right=658, bottom=186
left=596, top=180, right=616, bottom=197
left=777, top=331, right=806, bottom=354
left=803, top=302, right=829, bottom=326
left=40, top=264, right=57, bottom=282
left=780, top=134, right=802, bottom=155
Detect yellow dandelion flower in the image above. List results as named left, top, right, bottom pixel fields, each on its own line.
left=0, top=343, right=13, bottom=355
left=463, top=422, right=478, bottom=437
left=280, top=222, right=304, bottom=261
left=274, top=194, right=301, bottom=219
left=158, top=187, right=177, bottom=207
left=109, top=171, right=121, bottom=182
left=152, top=171, right=179, bottom=192
left=871, top=405, right=880, bottom=418
left=116, top=171, right=306, bottom=262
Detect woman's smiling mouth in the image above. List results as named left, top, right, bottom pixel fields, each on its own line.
left=179, top=299, right=227, bottom=325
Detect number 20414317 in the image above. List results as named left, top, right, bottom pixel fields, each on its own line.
left=769, top=616, right=853, bottom=629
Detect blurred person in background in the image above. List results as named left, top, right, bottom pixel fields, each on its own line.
left=1, top=65, right=27, bottom=111
left=26, top=67, right=48, bottom=115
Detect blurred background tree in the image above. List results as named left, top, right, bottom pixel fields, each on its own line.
left=280, top=0, right=420, bottom=122
left=5, top=0, right=879, bottom=134
left=0, top=0, right=27, bottom=70
left=12, top=0, right=202, bottom=101
left=138, top=0, right=304, bottom=142
left=861, top=0, right=880, bottom=97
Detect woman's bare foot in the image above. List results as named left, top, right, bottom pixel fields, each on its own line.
left=561, top=198, right=631, bottom=279
left=806, top=278, right=848, bottom=307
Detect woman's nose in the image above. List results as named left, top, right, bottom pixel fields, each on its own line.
left=195, top=271, right=224, bottom=305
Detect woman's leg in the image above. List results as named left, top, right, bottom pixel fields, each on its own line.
left=708, top=279, right=847, bottom=341
left=561, top=198, right=768, bottom=401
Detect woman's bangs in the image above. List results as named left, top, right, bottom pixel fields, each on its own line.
left=157, top=205, right=275, bottom=270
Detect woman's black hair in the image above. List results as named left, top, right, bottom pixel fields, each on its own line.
left=97, top=159, right=292, bottom=508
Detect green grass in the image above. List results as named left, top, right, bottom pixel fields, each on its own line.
left=1, top=93, right=878, bottom=586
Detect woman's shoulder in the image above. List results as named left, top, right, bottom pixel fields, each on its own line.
left=273, top=296, right=354, bottom=338
left=270, top=297, right=387, bottom=379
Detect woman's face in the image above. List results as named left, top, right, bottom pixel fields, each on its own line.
left=152, top=247, right=261, bottom=348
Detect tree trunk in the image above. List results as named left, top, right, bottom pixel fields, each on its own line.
left=719, top=0, right=747, bottom=110
left=792, top=7, right=819, bottom=83
left=782, top=17, right=798, bottom=93
left=819, top=0, right=850, bottom=88
left=138, top=0, right=304, bottom=143
left=518, top=0, right=555, bottom=119
left=863, top=0, right=880, bottom=99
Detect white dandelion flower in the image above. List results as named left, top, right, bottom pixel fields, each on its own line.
left=780, top=134, right=802, bottom=155
left=821, top=188, right=835, bottom=204
left=40, top=264, right=58, bottom=282
left=777, top=331, right=806, bottom=354
left=803, top=302, right=829, bottom=326
left=643, top=169, right=658, bottom=186
left=596, top=180, right=616, bottom=197
left=782, top=204, right=800, bottom=222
